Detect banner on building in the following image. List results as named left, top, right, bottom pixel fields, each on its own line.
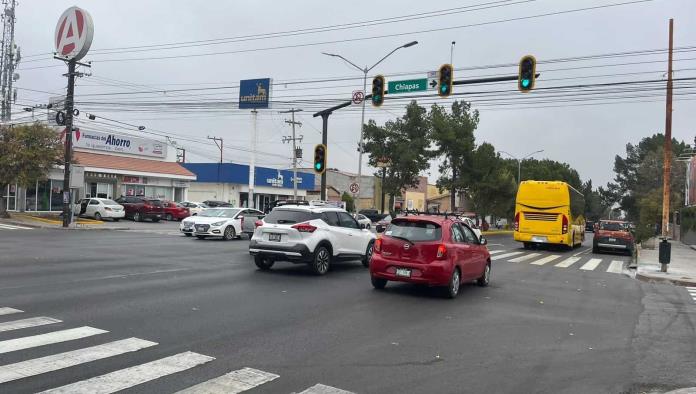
left=61, top=129, right=166, bottom=158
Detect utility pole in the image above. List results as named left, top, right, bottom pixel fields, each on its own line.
left=450, top=41, right=456, bottom=65
left=249, top=110, right=258, bottom=208
left=280, top=108, right=303, bottom=199
left=660, top=18, right=674, bottom=273
left=207, top=135, right=223, bottom=181
left=0, top=0, right=20, bottom=121
left=61, top=60, right=76, bottom=227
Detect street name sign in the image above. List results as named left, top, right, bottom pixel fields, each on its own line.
left=387, top=78, right=428, bottom=94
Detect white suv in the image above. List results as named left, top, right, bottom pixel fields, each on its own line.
left=249, top=204, right=376, bottom=275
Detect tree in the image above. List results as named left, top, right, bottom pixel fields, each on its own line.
left=429, top=101, right=479, bottom=209
left=363, top=101, right=433, bottom=212
left=502, top=158, right=582, bottom=190
left=581, top=180, right=612, bottom=221
left=341, top=192, right=355, bottom=213
left=468, top=143, right=517, bottom=221
left=0, top=123, right=63, bottom=218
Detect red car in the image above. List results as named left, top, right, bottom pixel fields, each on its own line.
left=370, top=215, right=491, bottom=298
left=161, top=200, right=190, bottom=221
left=592, top=220, right=635, bottom=255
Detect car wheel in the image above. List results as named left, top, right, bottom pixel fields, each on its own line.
left=311, top=245, right=331, bottom=275
left=366, top=223, right=371, bottom=229
left=94, top=212, right=102, bottom=221
left=361, top=241, right=374, bottom=268
left=152, top=218, right=160, bottom=223
left=113, top=218, right=120, bottom=222
left=254, top=256, right=274, bottom=271
left=523, top=242, right=531, bottom=250
left=592, top=243, right=599, bottom=253
left=477, top=263, right=491, bottom=287
left=133, top=212, right=142, bottom=222
left=184, top=233, right=192, bottom=237
left=371, top=275, right=387, bottom=289
left=223, top=226, right=236, bottom=241
left=166, top=214, right=173, bottom=221
left=445, top=268, right=461, bottom=299
left=196, top=235, right=206, bottom=240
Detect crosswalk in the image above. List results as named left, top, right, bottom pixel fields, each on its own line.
left=0, top=223, right=33, bottom=231
left=0, top=308, right=354, bottom=393
left=687, top=287, right=696, bottom=304
left=488, top=248, right=627, bottom=274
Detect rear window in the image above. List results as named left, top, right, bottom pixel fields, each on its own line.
left=102, top=199, right=118, bottom=205
left=145, top=199, right=163, bottom=207
left=386, top=220, right=442, bottom=242
left=600, top=222, right=626, bottom=231
left=264, top=209, right=320, bottom=224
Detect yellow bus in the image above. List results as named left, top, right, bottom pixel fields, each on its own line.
left=513, top=180, right=585, bottom=249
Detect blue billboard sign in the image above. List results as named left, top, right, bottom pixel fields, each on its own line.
left=239, top=78, right=272, bottom=109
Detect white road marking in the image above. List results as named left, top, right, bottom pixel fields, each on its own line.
left=0, top=307, right=23, bottom=316
left=0, top=337, right=157, bottom=384
left=579, top=258, right=603, bottom=271
left=509, top=253, right=541, bottom=263
left=491, top=251, right=524, bottom=261
left=606, top=260, right=624, bottom=274
left=0, top=223, right=32, bottom=230
left=488, top=250, right=506, bottom=255
left=573, top=247, right=592, bottom=256
left=0, top=316, right=61, bottom=333
left=176, top=367, right=279, bottom=394
left=0, top=326, right=107, bottom=355
left=39, top=351, right=214, bottom=394
left=529, top=255, right=562, bottom=266
left=298, top=383, right=355, bottom=394
left=555, top=257, right=581, bottom=268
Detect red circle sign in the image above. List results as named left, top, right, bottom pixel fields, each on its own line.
left=352, top=91, right=364, bottom=105
left=55, top=7, right=94, bottom=61
left=349, top=182, right=360, bottom=194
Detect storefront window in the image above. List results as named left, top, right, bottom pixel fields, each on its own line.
left=37, top=180, right=50, bottom=211
left=50, top=180, right=64, bottom=211
left=121, top=185, right=171, bottom=200
left=25, top=182, right=37, bottom=211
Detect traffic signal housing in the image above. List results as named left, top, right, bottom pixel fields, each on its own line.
left=313, top=144, right=327, bottom=174
left=371, top=75, right=385, bottom=107
left=438, top=64, right=453, bottom=97
left=518, top=55, right=537, bottom=92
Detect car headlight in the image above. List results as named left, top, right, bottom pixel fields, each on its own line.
left=211, top=221, right=226, bottom=226
left=182, top=220, right=192, bottom=226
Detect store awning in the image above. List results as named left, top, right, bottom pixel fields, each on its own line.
left=74, top=151, right=196, bottom=180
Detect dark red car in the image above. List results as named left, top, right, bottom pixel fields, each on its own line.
left=115, top=196, right=164, bottom=222
left=370, top=215, right=491, bottom=298
left=161, top=200, right=190, bottom=221
left=592, top=220, right=635, bottom=255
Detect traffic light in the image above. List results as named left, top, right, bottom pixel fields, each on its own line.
left=313, top=144, right=327, bottom=174
left=518, top=55, right=537, bottom=92
left=438, top=64, right=453, bottom=97
left=371, top=75, right=385, bottom=107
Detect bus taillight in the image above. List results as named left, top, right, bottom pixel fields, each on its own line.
left=514, top=212, right=520, bottom=231
left=561, top=215, right=568, bottom=234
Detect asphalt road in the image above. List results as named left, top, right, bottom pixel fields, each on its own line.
left=1, top=227, right=695, bottom=393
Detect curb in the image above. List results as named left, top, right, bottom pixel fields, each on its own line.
left=0, top=219, right=41, bottom=229
left=663, top=388, right=696, bottom=394
left=635, top=272, right=696, bottom=287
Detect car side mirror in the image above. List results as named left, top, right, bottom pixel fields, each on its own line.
left=480, top=236, right=487, bottom=245
left=376, top=226, right=385, bottom=234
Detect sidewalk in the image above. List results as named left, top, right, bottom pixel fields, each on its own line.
left=0, top=213, right=123, bottom=230
left=636, top=238, right=696, bottom=286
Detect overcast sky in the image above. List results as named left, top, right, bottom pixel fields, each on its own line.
left=13, top=0, right=696, bottom=187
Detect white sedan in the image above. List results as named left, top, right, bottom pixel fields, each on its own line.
left=459, top=217, right=483, bottom=241
left=76, top=198, right=125, bottom=221
left=179, top=201, right=208, bottom=216
left=180, top=207, right=264, bottom=240
left=354, top=213, right=372, bottom=229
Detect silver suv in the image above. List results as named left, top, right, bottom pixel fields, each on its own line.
left=249, top=204, right=376, bottom=275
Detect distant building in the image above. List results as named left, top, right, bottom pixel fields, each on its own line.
left=300, top=168, right=378, bottom=211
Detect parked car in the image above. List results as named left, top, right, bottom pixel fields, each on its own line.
left=585, top=220, right=595, bottom=232
left=354, top=213, right=372, bottom=229
left=249, top=204, right=375, bottom=275
left=359, top=208, right=389, bottom=223
left=76, top=198, right=125, bottom=221
left=265, top=199, right=309, bottom=214
left=180, top=207, right=263, bottom=240
left=115, top=197, right=164, bottom=222
left=458, top=217, right=482, bottom=241
left=375, top=215, right=392, bottom=233
left=370, top=214, right=491, bottom=298
left=161, top=200, right=190, bottom=221
left=202, top=200, right=233, bottom=208
left=179, top=201, right=208, bottom=216
left=592, top=220, right=635, bottom=255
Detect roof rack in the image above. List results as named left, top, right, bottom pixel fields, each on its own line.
left=402, top=209, right=453, bottom=219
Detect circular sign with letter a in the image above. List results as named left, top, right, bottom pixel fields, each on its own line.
left=349, top=182, right=360, bottom=194
left=352, top=90, right=364, bottom=105
left=55, top=7, right=94, bottom=61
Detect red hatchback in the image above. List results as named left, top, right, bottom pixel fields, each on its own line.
left=161, top=200, right=190, bottom=221
left=370, top=215, right=491, bottom=298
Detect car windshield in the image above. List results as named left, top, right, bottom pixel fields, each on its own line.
left=263, top=209, right=320, bottom=224
left=386, top=220, right=442, bottom=242
left=199, top=209, right=240, bottom=218
left=101, top=199, right=118, bottom=205
left=600, top=222, right=626, bottom=231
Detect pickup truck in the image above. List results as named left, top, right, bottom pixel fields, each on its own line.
left=358, top=209, right=389, bottom=223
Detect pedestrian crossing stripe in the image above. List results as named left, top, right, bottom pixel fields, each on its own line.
left=0, top=307, right=23, bottom=316
left=0, top=326, right=107, bottom=355
left=488, top=250, right=505, bottom=255
left=298, top=383, right=356, bottom=394
left=0, top=223, right=32, bottom=230
left=606, top=261, right=623, bottom=274
left=509, top=253, right=541, bottom=263
left=176, top=367, right=279, bottom=394
left=529, top=255, right=562, bottom=266
left=39, top=351, right=214, bottom=394
left=485, top=250, right=629, bottom=273
left=555, top=257, right=581, bottom=268
left=0, top=316, right=61, bottom=333
left=579, top=258, right=602, bottom=271
left=491, top=251, right=524, bottom=260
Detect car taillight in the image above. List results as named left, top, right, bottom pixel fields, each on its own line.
left=562, top=215, right=568, bottom=234
left=292, top=222, right=317, bottom=233
left=374, top=238, right=382, bottom=254
left=436, top=244, right=447, bottom=259
left=514, top=212, right=520, bottom=231
left=254, top=220, right=263, bottom=228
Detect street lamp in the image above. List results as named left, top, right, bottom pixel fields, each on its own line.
left=321, top=40, right=418, bottom=202
left=500, top=149, right=544, bottom=184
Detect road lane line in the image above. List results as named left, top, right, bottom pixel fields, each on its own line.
left=488, top=250, right=506, bottom=255
left=298, top=383, right=355, bottom=394
left=529, top=255, right=562, bottom=266
left=606, top=260, right=624, bottom=274
left=555, top=257, right=581, bottom=268
left=0, top=223, right=32, bottom=230
left=0, top=337, right=157, bottom=384
left=0, top=316, right=61, bottom=333
left=579, top=258, right=603, bottom=271
left=176, top=367, right=279, bottom=394
left=0, top=307, right=23, bottom=316
left=509, top=253, right=541, bottom=263
left=0, top=327, right=107, bottom=355
left=39, top=351, right=213, bottom=394
left=573, top=247, right=592, bottom=257
left=491, top=251, right=524, bottom=261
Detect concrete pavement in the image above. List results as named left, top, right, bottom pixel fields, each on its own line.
left=637, top=239, right=696, bottom=286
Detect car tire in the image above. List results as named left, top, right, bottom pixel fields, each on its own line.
left=196, top=235, right=206, bottom=240
left=184, top=233, right=192, bottom=237
left=445, top=268, right=461, bottom=299
left=592, top=244, right=599, bottom=253
left=113, top=218, right=120, bottom=222
left=361, top=241, right=374, bottom=268
left=166, top=214, right=173, bottom=221
left=311, top=245, right=331, bottom=275
left=477, top=263, right=491, bottom=287
left=254, top=256, right=274, bottom=271
left=523, top=242, right=531, bottom=250
left=133, top=212, right=142, bottom=222
left=371, top=275, right=387, bottom=289
left=223, top=226, right=236, bottom=241
left=366, top=223, right=371, bottom=229
left=152, top=218, right=160, bottom=223
left=94, top=212, right=102, bottom=221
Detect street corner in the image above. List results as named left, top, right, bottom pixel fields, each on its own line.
left=635, top=270, right=696, bottom=287
left=635, top=241, right=696, bottom=286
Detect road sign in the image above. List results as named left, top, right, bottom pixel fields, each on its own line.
left=55, top=7, right=94, bottom=61
left=427, top=71, right=438, bottom=90
left=239, top=78, right=272, bottom=109
left=387, top=79, right=428, bottom=94
left=349, top=182, right=360, bottom=194
left=351, top=90, right=364, bottom=105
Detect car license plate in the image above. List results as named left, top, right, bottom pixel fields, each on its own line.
left=395, top=268, right=411, bottom=277
left=531, top=236, right=548, bottom=243
left=608, top=238, right=616, bottom=242
left=268, top=233, right=282, bottom=242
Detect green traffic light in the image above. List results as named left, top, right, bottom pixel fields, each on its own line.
left=440, top=85, right=447, bottom=93
left=315, top=163, right=322, bottom=170
left=522, top=79, right=530, bottom=88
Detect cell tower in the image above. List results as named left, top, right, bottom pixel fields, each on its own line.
left=0, top=0, right=20, bottom=121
